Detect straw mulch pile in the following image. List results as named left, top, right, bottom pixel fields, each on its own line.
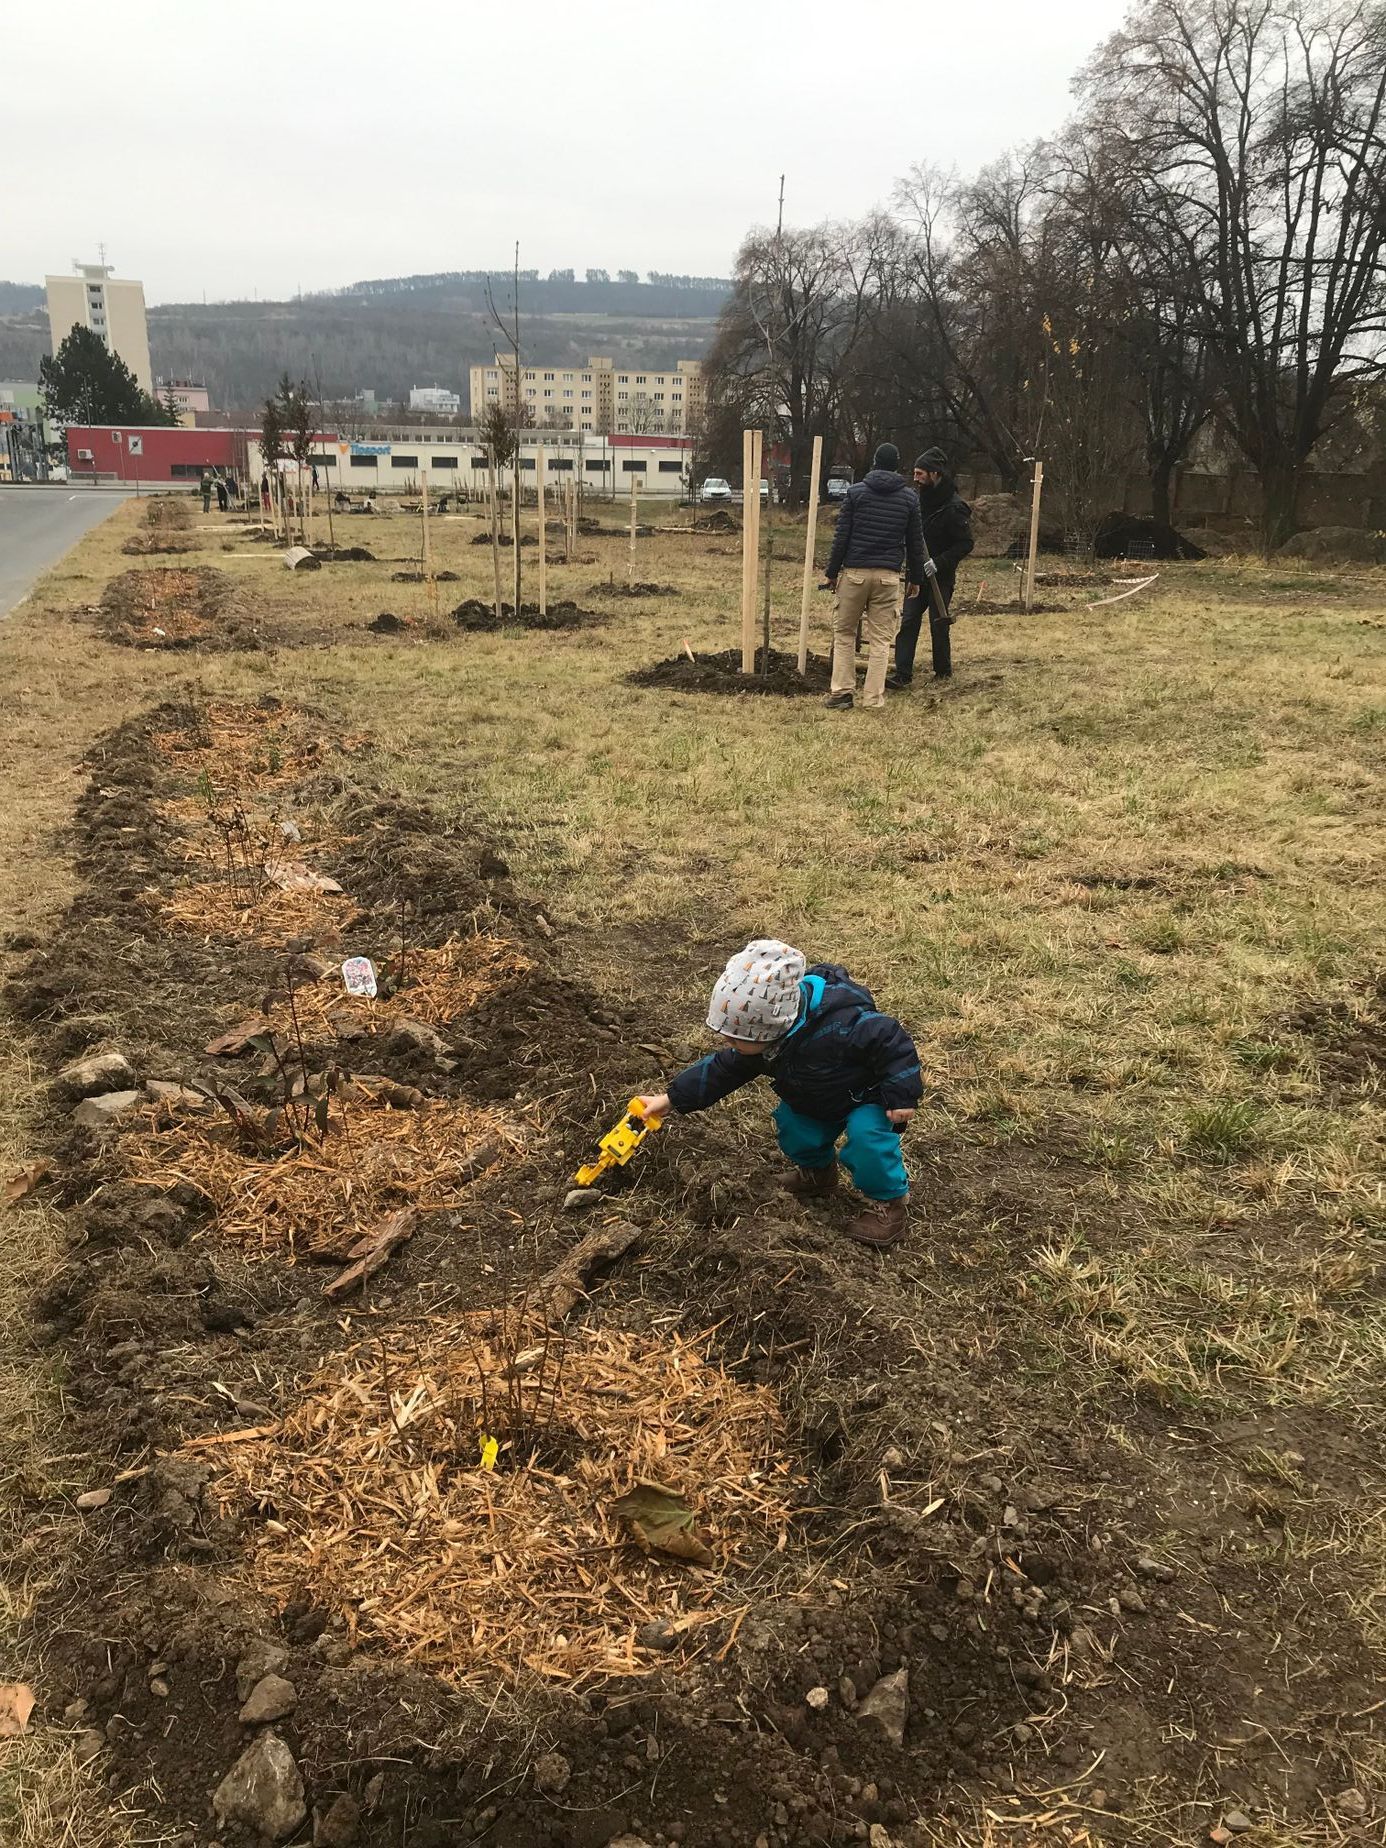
left=196, top=1321, right=801, bottom=1689
left=122, top=1094, right=522, bottom=1260
left=151, top=700, right=333, bottom=790
left=253, top=937, right=535, bottom=1041
left=159, top=875, right=352, bottom=946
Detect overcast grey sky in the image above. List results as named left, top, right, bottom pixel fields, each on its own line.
left=10, top=0, right=1127, bottom=303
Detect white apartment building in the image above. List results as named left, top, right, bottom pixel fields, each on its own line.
left=409, top=385, right=461, bottom=415
left=468, top=354, right=704, bottom=436
left=245, top=425, right=697, bottom=498
left=45, top=261, right=153, bottom=392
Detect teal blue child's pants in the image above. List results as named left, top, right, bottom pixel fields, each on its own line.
left=774, top=1100, right=909, bottom=1202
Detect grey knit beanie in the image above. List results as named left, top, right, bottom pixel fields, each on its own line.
left=914, top=446, right=949, bottom=473
left=706, top=939, right=806, bottom=1043
left=872, top=443, right=901, bottom=473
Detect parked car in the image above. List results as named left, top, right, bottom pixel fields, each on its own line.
left=47, top=462, right=70, bottom=483
left=825, top=467, right=852, bottom=502
left=760, top=479, right=770, bottom=500
left=699, top=477, right=732, bottom=503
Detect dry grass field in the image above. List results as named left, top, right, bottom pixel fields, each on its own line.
left=1, top=489, right=1382, bottom=1847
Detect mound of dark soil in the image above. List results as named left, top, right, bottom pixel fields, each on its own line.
left=389, top=567, right=460, bottom=582
left=97, top=567, right=262, bottom=651
left=629, top=646, right=830, bottom=695
left=121, top=533, right=197, bottom=557
left=695, top=507, right=739, bottom=533
left=1278, top=525, right=1385, bottom=564
left=596, top=580, right=679, bottom=598
left=315, top=544, right=376, bottom=562
left=451, top=597, right=604, bottom=632
left=143, top=497, right=191, bottom=532
left=1094, top=513, right=1205, bottom=560
left=367, top=610, right=417, bottom=633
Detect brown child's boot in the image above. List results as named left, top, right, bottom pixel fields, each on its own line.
left=785, top=1163, right=838, bottom=1201
left=845, top=1197, right=908, bottom=1248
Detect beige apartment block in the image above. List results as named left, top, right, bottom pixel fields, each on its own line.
left=45, top=262, right=153, bottom=392
left=469, top=353, right=704, bottom=435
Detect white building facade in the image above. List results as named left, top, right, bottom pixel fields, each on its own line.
left=45, top=262, right=153, bottom=392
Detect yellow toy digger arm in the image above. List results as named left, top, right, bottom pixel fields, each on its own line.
left=574, top=1097, right=663, bottom=1187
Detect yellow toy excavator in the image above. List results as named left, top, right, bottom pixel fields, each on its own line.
left=574, top=1097, right=663, bottom=1187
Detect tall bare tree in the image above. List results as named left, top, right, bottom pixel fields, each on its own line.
left=1083, top=0, right=1386, bottom=548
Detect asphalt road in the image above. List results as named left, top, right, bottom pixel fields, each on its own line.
left=0, top=486, right=131, bottom=617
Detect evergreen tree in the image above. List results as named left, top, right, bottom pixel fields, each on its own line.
left=39, top=326, right=174, bottom=425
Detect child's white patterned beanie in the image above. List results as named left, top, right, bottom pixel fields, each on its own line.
left=706, top=939, right=806, bottom=1043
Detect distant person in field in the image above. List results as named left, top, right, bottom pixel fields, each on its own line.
left=260, top=471, right=272, bottom=513
left=890, top=448, right=974, bottom=687
left=215, top=475, right=229, bottom=512
left=823, top=443, right=924, bottom=711
left=200, top=471, right=213, bottom=513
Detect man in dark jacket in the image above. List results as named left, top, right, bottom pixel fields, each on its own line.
left=635, top=939, right=922, bottom=1247
left=823, top=443, right=924, bottom=711
left=890, top=447, right=974, bottom=686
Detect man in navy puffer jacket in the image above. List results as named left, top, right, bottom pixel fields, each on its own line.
left=824, top=442, right=925, bottom=711
left=635, top=939, right=922, bottom=1248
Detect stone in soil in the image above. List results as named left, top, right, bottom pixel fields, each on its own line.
left=563, top=1187, right=600, bottom=1211
left=212, top=1731, right=307, bottom=1842
left=235, top=1639, right=289, bottom=1703
left=533, top=1749, right=572, bottom=1795
left=239, top=1673, right=298, bottom=1724
left=856, top=1667, right=909, bottom=1746
left=145, top=1079, right=211, bottom=1113
left=313, top=1794, right=362, bottom=1845
left=71, top=1090, right=143, bottom=1131
left=56, top=1050, right=136, bottom=1097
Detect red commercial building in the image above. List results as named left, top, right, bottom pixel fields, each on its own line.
left=66, top=424, right=252, bottom=483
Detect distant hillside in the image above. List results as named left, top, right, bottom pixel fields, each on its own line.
left=0, top=281, right=43, bottom=314
left=0, top=272, right=730, bottom=412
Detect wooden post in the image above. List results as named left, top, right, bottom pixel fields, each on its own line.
left=628, top=471, right=639, bottom=584
left=740, top=428, right=756, bottom=671
left=421, top=470, right=438, bottom=618
left=486, top=450, right=503, bottom=622
left=1024, top=460, right=1044, bottom=612
left=797, top=432, right=824, bottom=676
left=536, top=447, right=548, bottom=616
left=513, top=461, right=522, bottom=616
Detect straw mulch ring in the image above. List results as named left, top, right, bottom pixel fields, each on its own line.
left=160, top=873, right=352, bottom=946
left=122, top=1093, right=523, bottom=1261
left=252, top=937, right=536, bottom=1042
left=195, top=1321, right=801, bottom=1690
left=99, top=567, right=238, bottom=649
left=150, top=699, right=333, bottom=789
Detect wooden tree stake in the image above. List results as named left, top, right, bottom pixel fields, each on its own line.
left=740, top=428, right=756, bottom=672
left=421, top=470, right=438, bottom=617
left=486, top=450, right=503, bottom=622
left=536, top=447, right=548, bottom=616
left=1024, top=460, right=1044, bottom=612
left=513, top=463, right=522, bottom=616
left=797, top=432, right=824, bottom=676
left=628, top=472, right=639, bottom=584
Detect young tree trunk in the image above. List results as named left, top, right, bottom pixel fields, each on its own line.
left=1259, top=459, right=1301, bottom=558
left=1150, top=456, right=1174, bottom=531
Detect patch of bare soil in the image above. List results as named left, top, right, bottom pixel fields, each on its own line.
left=97, top=567, right=265, bottom=651
left=390, top=568, right=460, bottom=582
left=451, top=598, right=605, bottom=633
left=594, top=580, right=679, bottom=598
left=6, top=697, right=1382, bottom=1847
left=315, top=545, right=376, bottom=562
left=120, top=530, right=198, bottom=557
left=1279, top=969, right=1386, bottom=1096
left=629, top=646, right=831, bottom=696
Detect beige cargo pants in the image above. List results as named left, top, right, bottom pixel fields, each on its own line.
left=831, top=569, right=900, bottom=709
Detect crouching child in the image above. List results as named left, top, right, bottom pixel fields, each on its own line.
left=637, top=939, right=921, bottom=1248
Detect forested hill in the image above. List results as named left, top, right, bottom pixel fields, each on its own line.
left=0, top=272, right=730, bottom=411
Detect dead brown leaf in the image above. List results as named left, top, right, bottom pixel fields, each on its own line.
left=3, top=1160, right=52, bottom=1206
left=0, top=1683, right=35, bottom=1738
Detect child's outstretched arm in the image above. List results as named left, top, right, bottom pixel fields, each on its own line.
left=636, top=1046, right=766, bottom=1121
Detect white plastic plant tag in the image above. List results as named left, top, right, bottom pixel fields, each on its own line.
left=341, top=956, right=378, bottom=999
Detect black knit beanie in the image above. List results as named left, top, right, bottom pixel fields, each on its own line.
left=914, top=446, right=949, bottom=473
left=872, top=442, right=901, bottom=472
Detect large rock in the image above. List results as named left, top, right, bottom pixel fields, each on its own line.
left=71, top=1091, right=143, bottom=1132
left=314, top=1794, right=361, bottom=1845
left=1278, top=525, right=1384, bottom=564
left=856, top=1666, right=909, bottom=1746
left=212, top=1731, right=307, bottom=1842
left=56, top=1051, right=136, bottom=1098
left=235, top=1639, right=290, bottom=1703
